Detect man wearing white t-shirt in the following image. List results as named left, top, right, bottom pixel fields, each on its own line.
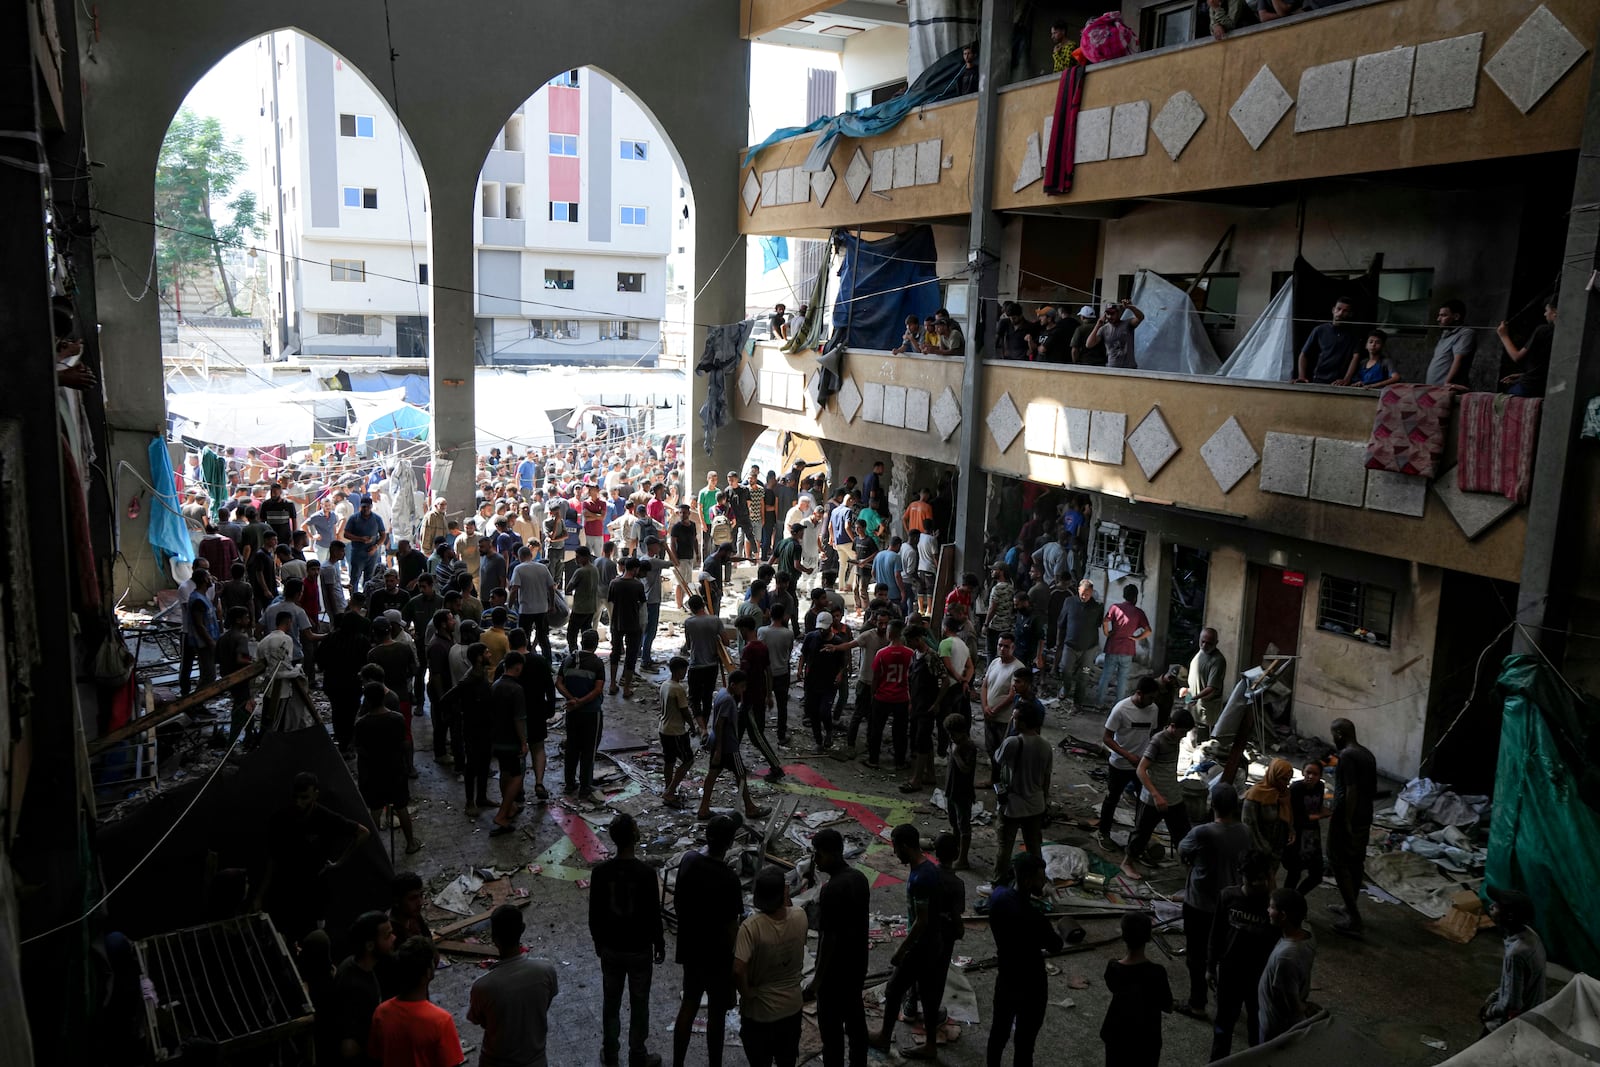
left=1097, top=675, right=1159, bottom=852
left=981, top=634, right=1026, bottom=774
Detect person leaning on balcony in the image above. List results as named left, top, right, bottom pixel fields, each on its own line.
left=996, top=302, right=1038, bottom=360
left=1294, top=296, right=1361, bottom=385
left=1343, top=329, right=1402, bottom=389
left=1085, top=300, right=1145, bottom=370
left=1070, top=306, right=1102, bottom=365
left=1208, top=0, right=1258, bottom=38
left=1425, top=300, right=1476, bottom=390
left=893, top=314, right=921, bottom=355
left=1256, top=0, right=1303, bottom=22
left=1497, top=294, right=1557, bottom=399
left=933, top=317, right=966, bottom=358
left=1049, top=21, right=1076, bottom=73
left=1035, top=308, right=1071, bottom=364
left=956, top=43, right=980, bottom=95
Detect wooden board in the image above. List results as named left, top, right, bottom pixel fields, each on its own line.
left=89, top=660, right=265, bottom=752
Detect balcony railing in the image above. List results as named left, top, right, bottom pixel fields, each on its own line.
left=735, top=343, right=1526, bottom=580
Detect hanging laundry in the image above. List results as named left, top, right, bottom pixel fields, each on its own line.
left=1457, top=393, right=1542, bottom=504
left=695, top=321, right=754, bottom=456
left=1365, top=385, right=1454, bottom=478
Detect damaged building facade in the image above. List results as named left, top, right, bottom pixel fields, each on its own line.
left=734, top=0, right=1599, bottom=785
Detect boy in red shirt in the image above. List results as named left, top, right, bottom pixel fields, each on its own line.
left=868, top=620, right=916, bottom=771
left=368, top=936, right=462, bottom=1067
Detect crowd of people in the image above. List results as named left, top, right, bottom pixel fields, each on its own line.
left=168, top=436, right=1549, bottom=1067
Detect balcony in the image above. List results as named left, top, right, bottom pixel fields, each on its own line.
left=735, top=342, right=965, bottom=466
left=481, top=216, right=525, bottom=247
left=996, top=0, right=1591, bottom=210
left=734, top=345, right=1527, bottom=580
left=737, top=94, right=975, bottom=237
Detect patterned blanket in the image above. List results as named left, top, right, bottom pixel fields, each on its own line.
left=1365, top=385, right=1454, bottom=478
left=1457, top=392, right=1541, bottom=504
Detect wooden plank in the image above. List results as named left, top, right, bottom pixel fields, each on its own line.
left=89, top=661, right=265, bottom=752
left=430, top=897, right=532, bottom=940
left=433, top=940, right=500, bottom=958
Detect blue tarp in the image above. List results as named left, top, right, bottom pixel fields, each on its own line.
left=760, top=236, right=789, bottom=273
left=146, top=437, right=194, bottom=566
left=363, top=404, right=430, bottom=442
left=832, top=227, right=943, bottom=352
left=339, top=371, right=430, bottom=407
left=742, top=47, right=967, bottom=172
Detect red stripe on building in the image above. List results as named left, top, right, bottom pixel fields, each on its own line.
left=549, top=156, right=580, bottom=202
left=548, top=86, right=580, bottom=134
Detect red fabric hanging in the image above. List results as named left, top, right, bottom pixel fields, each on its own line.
left=1043, top=65, right=1086, bottom=196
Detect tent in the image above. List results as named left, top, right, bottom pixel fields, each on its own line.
left=832, top=227, right=943, bottom=352
left=1485, top=654, right=1600, bottom=975
left=167, top=388, right=320, bottom=447
left=1220, top=276, right=1297, bottom=381
left=1439, top=974, right=1600, bottom=1065
left=1212, top=1009, right=1394, bottom=1066
left=1126, top=269, right=1222, bottom=375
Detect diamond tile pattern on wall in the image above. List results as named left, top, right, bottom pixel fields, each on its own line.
left=1013, top=132, right=1043, bottom=192
left=1087, top=410, right=1126, bottom=465
left=1432, top=464, right=1518, bottom=539
left=1365, top=469, right=1427, bottom=517
left=835, top=376, right=861, bottom=422
left=1294, top=59, right=1352, bottom=132
left=1229, top=66, right=1293, bottom=150
left=932, top=387, right=962, bottom=441
left=1349, top=47, right=1415, bottom=124
left=1152, top=91, right=1205, bottom=161
left=905, top=388, right=930, bottom=432
left=1411, top=33, right=1483, bottom=115
left=845, top=148, right=872, bottom=202
left=862, top=381, right=884, bottom=423
left=737, top=359, right=757, bottom=404
left=1025, top=401, right=1057, bottom=454
left=871, top=149, right=895, bottom=192
left=811, top=164, right=837, bottom=207
left=1075, top=107, right=1112, bottom=163
left=1200, top=417, right=1258, bottom=493
left=1485, top=4, right=1587, bottom=114
left=1059, top=407, right=1090, bottom=460
left=1259, top=432, right=1314, bottom=497
left=1309, top=438, right=1369, bottom=507
left=1126, top=406, right=1179, bottom=479
left=742, top=170, right=761, bottom=215
left=988, top=392, right=1024, bottom=453
left=1109, top=100, right=1150, bottom=159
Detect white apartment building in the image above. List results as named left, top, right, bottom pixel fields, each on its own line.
left=258, top=36, right=670, bottom=366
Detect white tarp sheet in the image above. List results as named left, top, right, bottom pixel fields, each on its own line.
left=1127, top=270, right=1221, bottom=376
left=1440, top=973, right=1600, bottom=1065
left=167, top=390, right=319, bottom=446
left=1219, top=276, right=1297, bottom=381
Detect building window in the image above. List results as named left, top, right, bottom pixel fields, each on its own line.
left=549, top=69, right=579, bottom=88
left=849, top=81, right=907, bottom=110
left=544, top=270, right=575, bottom=291
left=617, top=272, right=644, bottom=293
left=329, top=259, right=367, bottom=282
left=396, top=315, right=430, bottom=359
left=339, top=114, right=376, bottom=138
left=1118, top=272, right=1240, bottom=333
left=503, top=114, right=525, bottom=152
left=418, top=263, right=429, bottom=285
left=1144, top=0, right=1197, bottom=49
left=549, top=134, right=578, bottom=157
left=317, top=313, right=381, bottom=336
left=619, top=206, right=648, bottom=226
left=531, top=319, right=581, bottom=339
left=1088, top=521, right=1146, bottom=576
left=481, top=182, right=502, bottom=218
left=549, top=201, right=579, bottom=223
left=505, top=184, right=525, bottom=220
left=1270, top=268, right=1436, bottom=334
left=343, top=186, right=378, bottom=209
left=1317, top=574, right=1395, bottom=647
left=602, top=320, right=643, bottom=340
left=619, top=139, right=648, bottom=161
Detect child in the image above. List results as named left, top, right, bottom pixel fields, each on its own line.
left=1352, top=328, right=1401, bottom=388
left=1100, top=912, right=1173, bottom=1067
left=659, top=656, right=693, bottom=806
left=921, top=315, right=940, bottom=352
left=944, top=712, right=977, bottom=869
left=1282, top=760, right=1326, bottom=895
left=893, top=314, right=921, bottom=355
left=1259, top=888, right=1316, bottom=1042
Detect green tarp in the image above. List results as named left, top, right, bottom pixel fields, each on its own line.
left=1485, top=654, right=1600, bottom=975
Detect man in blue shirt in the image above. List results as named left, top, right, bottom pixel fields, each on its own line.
left=694, top=671, right=768, bottom=822
left=342, top=495, right=387, bottom=594
left=873, top=535, right=907, bottom=613
left=1295, top=297, right=1362, bottom=385
left=516, top=449, right=539, bottom=496
left=869, top=823, right=946, bottom=1059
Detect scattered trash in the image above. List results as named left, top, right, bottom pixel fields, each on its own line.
left=802, top=809, right=849, bottom=829
left=513, top=887, right=529, bottom=899
left=1421, top=1037, right=1448, bottom=1051
left=432, top=871, right=485, bottom=916
left=1066, top=975, right=1088, bottom=990
left=1394, top=777, right=1491, bottom=828
left=527, top=864, right=543, bottom=875
left=1041, top=844, right=1089, bottom=883
left=576, top=879, right=591, bottom=889
left=1053, top=997, right=1076, bottom=1010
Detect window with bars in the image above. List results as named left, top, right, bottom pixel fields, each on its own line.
left=1317, top=574, right=1395, bottom=647
left=601, top=320, right=643, bottom=340
left=530, top=319, right=581, bottom=339
left=1088, top=522, right=1146, bottom=576
left=316, top=313, right=381, bottom=336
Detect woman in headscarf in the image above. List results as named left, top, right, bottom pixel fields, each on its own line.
left=1241, top=758, right=1296, bottom=883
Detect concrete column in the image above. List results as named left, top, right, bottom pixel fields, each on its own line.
left=1204, top=546, right=1250, bottom=685
left=427, top=178, right=479, bottom=526
left=951, top=0, right=1013, bottom=567
left=889, top=453, right=915, bottom=539
left=1514, top=50, right=1600, bottom=662
left=684, top=184, right=747, bottom=491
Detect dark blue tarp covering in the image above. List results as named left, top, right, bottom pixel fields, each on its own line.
left=743, top=48, right=967, bottom=171
left=337, top=370, right=430, bottom=407
left=832, top=227, right=943, bottom=352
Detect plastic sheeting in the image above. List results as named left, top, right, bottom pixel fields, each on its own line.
left=146, top=436, right=194, bottom=566
left=832, top=227, right=943, bottom=352
left=1219, top=276, right=1297, bottom=381
left=907, top=0, right=980, bottom=83
left=1439, top=973, right=1600, bottom=1066
left=743, top=48, right=967, bottom=173
left=1126, top=270, right=1221, bottom=375
left=1485, top=653, right=1600, bottom=976
left=1212, top=1009, right=1395, bottom=1066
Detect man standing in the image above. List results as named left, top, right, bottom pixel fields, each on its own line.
left=1480, top=887, right=1547, bottom=1033
left=638, top=537, right=668, bottom=669
left=985, top=853, right=1063, bottom=1067
left=478, top=536, right=508, bottom=604
left=1187, top=627, right=1227, bottom=738
left=329, top=910, right=396, bottom=1063
left=1258, top=889, right=1316, bottom=1042
left=697, top=471, right=722, bottom=558
left=488, top=655, right=528, bottom=837
left=980, top=634, right=1024, bottom=774
left=1327, top=717, right=1376, bottom=937
left=589, top=813, right=666, bottom=1067
left=809, top=828, right=870, bottom=1067
left=606, top=558, right=647, bottom=695
left=565, top=545, right=600, bottom=649
left=1426, top=299, right=1475, bottom=389
left=1175, top=787, right=1251, bottom=1019
left=735, top=866, right=808, bottom=1067
left=354, top=680, right=423, bottom=856
left=557, top=630, right=607, bottom=800
left=470, top=905, right=558, bottom=1067
left=260, top=481, right=299, bottom=547
left=1096, top=584, right=1150, bottom=709
left=667, top=504, right=699, bottom=612
left=868, top=824, right=945, bottom=1060
left=696, top=671, right=768, bottom=821
left=581, top=483, right=607, bottom=559
left=368, top=937, right=462, bottom=1067
left=1084, top=299, right=1145, bottom=370
left=1097, top=676, right=1160, bottom=852
left=672, top=815, right=743, bottom=1067
left=421, top=497, right=450, bottom=558
left=993, top=694, right=1052, bottom=885
left=1055, top=579, right=1103, bottom=710
left=1123, top=708, right=1196, bottom=879
left=1295, top=296, right=1360, bottom=385
left=868, top=621, right=914, bottom=772
left=180, top=570, right=219, bottom=698
left=343, top=496, right=387, bottom=594
left=508, top=546, right=556, bottom=662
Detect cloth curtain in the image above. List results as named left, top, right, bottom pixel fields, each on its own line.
left=1457, top=393, right=1541, bottom=504
left=1043, top=65, right=1085, bottom=195
left=831, top=228, right=942, bottom=351
left=696, top=321, right=754, bottom=456
left=146, top=435, right=194, bottom=567
left=201, top=446, right=229, bottom=519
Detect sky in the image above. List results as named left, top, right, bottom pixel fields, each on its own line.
left=179, top=41, right=265, bottom=221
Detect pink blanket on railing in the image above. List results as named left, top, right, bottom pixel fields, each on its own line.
left=1364, top=385, right=1453, bottom=478
left=1457, top=392, right=1542, bottom=504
